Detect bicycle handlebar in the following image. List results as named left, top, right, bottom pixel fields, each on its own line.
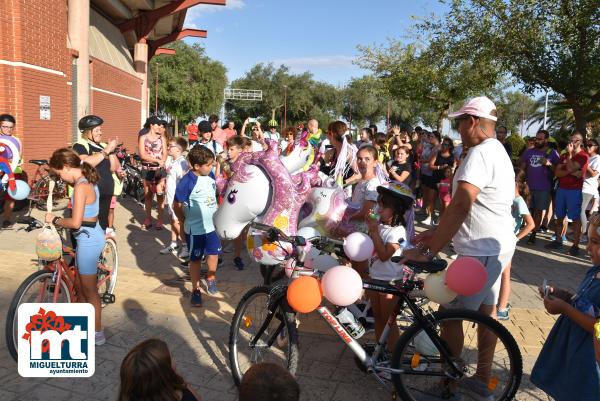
left=16, top=216, right=44, bottom=232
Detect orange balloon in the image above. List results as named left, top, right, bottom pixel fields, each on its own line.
left=286, top=276, right=322, bottom=313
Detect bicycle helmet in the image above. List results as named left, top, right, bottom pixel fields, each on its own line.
left=78, top=115, right=104, bottom=131
left=377, top=181, right=414, bottom=208
left=268, top=119, right=278, bottom=128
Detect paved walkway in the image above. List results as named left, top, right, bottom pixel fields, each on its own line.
left=0, top=198, right=589, bottom=400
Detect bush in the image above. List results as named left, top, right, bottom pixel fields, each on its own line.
left=505, top=134, right=526, bottom=161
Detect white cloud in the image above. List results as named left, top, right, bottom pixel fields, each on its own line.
left=270, top=55, right=356, bottom=70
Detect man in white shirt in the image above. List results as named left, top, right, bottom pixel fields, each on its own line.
left=402, top=97, right=515, bottom=398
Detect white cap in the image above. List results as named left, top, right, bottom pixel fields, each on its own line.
left=448, top=96, right=498, bottom=122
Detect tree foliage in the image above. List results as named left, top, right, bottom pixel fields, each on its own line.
left=149, top=41, right=227, bottom=123
left=421, top=0, right=599, bottom=133
left=357, top=37, right=501, bottom=130
left=226, top=64, right=342, bottom=128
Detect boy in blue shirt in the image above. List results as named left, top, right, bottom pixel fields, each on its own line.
left=174, top=145, right=221, bottom=306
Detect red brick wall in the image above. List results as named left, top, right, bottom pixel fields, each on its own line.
left=0, top=0, right=71, bottom=179
left=91, top=58, right=142, bottom=152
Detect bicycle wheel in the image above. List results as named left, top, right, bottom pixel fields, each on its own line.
left=5, top=269, right=72, bottom=361
left=391, top=309, right=522, bottom=401
left=229, top=285, right=299, bottom=386
left=98, top=238, right=118, bottom=306
left=34, top=176, right=69, bottom=211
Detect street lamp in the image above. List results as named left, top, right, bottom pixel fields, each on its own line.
left=283, top=85, right=288, bottom=129
left=155, top=62, right=159, bottom=114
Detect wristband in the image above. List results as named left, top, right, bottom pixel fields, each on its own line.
left=52, top=216, right=61, bottom=225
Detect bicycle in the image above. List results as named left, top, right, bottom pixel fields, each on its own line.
left=26, top=159, right=69, bottom=211
left=5, top=216, right=118, bottom=361
left=116, top=146, right=144, bottom=204
left=229, top=222, right=523, bottom=400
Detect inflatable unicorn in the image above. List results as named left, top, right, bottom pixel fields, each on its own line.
left=213, top=140, right=319, bottom=266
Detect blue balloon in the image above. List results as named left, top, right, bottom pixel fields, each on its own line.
left=8, top=179, right=30, bottom=200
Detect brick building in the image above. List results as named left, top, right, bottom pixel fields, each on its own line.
left=0, top=0, right=223, bottom=178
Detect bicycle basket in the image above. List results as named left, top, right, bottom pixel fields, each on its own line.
left=36, top=224, right=62, bottom=261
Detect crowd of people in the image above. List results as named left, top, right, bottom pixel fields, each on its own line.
left=1, top=93, right=599, bottom=400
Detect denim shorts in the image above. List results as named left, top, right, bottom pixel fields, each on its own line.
left=74, top=223, right=106, bottom=275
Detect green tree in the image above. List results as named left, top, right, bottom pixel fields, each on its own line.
left=495, top=91, right=539, bottom=135
left=149, top=42, right=227, bottom=127
left=357, top=38, right=501, bottom=130
left=421, top=0, right=600, bottom=134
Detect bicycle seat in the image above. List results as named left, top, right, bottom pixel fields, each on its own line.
left=29, top=159, right=48, bottom=166
left=391, top=257, right=448, bottom=273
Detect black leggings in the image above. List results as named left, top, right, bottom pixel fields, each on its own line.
left=98, top=193, right=112, bottom=231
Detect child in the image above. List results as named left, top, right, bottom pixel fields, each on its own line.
left=239, top=363, right=300, bottom=401
left=497, top=168, right=535, bottom=320
left=161, top=136, right=189, bottom=257
left=387, top=146, right=412, bottom=185
left=118, top=338, right=201, bottom=401
left=437, top=166, right=453, bottom=218
left=45, top=148, right=106, bottom=345
left=530, top=212, right=600, bottom=400
left=223, top=136, right=246, bottom=270
left=347, top=145, right=384, bottom=277
left=173, top=146, right=221, bottom=306
left=365, top=182, right=413, bottom=356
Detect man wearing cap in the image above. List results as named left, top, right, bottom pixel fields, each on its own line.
left=402, top=97, right=515, bottom=398
left=194, top=120, right=224, bottom=157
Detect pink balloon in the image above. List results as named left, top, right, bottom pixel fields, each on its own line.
left=445, top=257, right=488, bottom=296
left=343, top=232, right=374, bottom=262
left=321, top=265, right=363, bottom=306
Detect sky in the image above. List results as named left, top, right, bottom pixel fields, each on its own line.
left=183, top=0, right=447, bottom=87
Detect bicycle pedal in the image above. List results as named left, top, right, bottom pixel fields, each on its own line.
left=101, top=293, right=116, bottom=304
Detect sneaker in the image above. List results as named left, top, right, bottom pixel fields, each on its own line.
left=421, top=216, right=432, bottom=225
left=568, top=244, right=580, bottom=256
left=550, top=234, right=567, bottom=242
left=539, top=226, right=548, bottom=233
left=143, top=218, right=152, bottom=229
left=160, top=243, right=179, bottom=255
left=206, top=279, right=219, bottom=295
left=496, top=308, right=510, bottom=320
left=233, top=257, right=244, bottom=270
left=155, top=219, right=163, bottom=230
left=544, top=240, right=563, bottom=249
left=95, top=331, right=106, bottom=346
left=179, top=245, right=190, bottom=259
left=527, top=232, right=536, bottom=244
left=105, top=227, right=116, bottom=238
left=459, top=376, right=494, bottom=401
left=190, top=289, right=202, bottom=307
left=449, top=253, right=458, bottom=260
left=580, top=234, right=589, bottom=245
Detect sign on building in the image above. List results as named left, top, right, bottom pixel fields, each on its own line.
left=40, top=96, right=51, bottom=120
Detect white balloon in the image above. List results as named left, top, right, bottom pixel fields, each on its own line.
left=296, top=226, right=320, bottom=240
left=343, top=232, right=374, bottom=262
left=321, top=265, right=363, bottom=306
left=423, top=271, right=457, bottom=305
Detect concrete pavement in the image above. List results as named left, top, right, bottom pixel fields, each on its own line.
left=0, top=197, right=589, bottom=400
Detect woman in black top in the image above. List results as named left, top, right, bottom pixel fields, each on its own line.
left=72, top=115, right=117, bottom=231
left=318, top=121, right=358, bottom=184
left=429, top=137, right=456, bottom=185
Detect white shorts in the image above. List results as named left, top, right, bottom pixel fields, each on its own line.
left=444, top=251, right=514, bottom=310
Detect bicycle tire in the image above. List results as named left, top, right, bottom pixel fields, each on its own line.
left=5, top=269, right=72, bottom=362
left=98, top=238, right=118, bottom=306
left=34, top=176, right=68, bottom=211
left=391, top=309, right=522, bottom=401
left=229, top=285, right=299, bottom=386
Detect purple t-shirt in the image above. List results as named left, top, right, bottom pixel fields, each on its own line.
left=519, top=148, right=560, bottom=191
